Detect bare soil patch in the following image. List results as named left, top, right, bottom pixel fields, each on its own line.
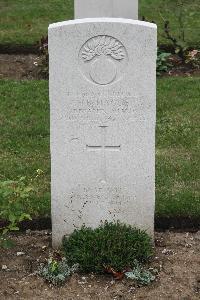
left=0, top=54, right=200, bottom=81
left=163, top=65, right=200, bottom=77
left=0, top=231, right=199, bottom=300
left=0, top=54, right=38, bottom=80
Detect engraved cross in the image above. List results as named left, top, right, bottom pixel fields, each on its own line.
left=86, top=126, right=121, bottom=182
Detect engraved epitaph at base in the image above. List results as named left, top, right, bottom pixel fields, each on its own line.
left=49, top=19, right=157, bottom=247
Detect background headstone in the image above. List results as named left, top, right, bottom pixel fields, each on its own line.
left=49, top=19, right=157, bottom=247
left=75, top=0, right=138, bottom=20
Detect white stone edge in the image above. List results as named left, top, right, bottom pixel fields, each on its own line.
left=48, top=18, right=157, bottom=30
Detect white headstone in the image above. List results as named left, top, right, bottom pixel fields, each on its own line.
left=49, top=18, right=157, bottom=247
left=75, top=0, right=138, bottom=20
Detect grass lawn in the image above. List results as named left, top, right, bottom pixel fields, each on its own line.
left=0, top=77, right=199, bottom=218
left=0, top=80, right=50, bottom=217
left=0, top=0, right=199, bottom=47
left=156, top=77, right=199, bottom=217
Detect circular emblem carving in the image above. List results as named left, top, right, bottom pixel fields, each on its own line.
left=79, top=35, right=128, bottom=85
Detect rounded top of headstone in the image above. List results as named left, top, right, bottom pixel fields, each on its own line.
left=48, top=18, right=157, bottom=30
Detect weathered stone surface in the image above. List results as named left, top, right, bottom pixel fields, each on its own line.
left=75, top=0, right=138, bottom=20
left=49, top=19, right=157, bottom=247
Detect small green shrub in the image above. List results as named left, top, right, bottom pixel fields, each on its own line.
left=157, top=48, right=172, bottom=75
left=62, top=221, right=153, bottom=273
left=0, top=170, right=44, bottom=248
left=0, top=177, right=33, bottom=234
left=38, top=258, right=78, bottom=286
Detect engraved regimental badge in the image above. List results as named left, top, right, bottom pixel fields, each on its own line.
left=79, top=35, right=128, bottom=85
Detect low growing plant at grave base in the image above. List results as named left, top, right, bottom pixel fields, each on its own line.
left=157, top=48, right=172, bottom=75
left=34, top=36, right=49, bottom=79
left=144, top=0, right=196, bottom=63
left=125, top=260, right=156, bottom=285
left=156, top=0, right=191, bottom=60
left=0, top=170, right=44, bottom=248
left=62, top=222, right=153, bottom=274
left=163, top=20, right=188, bottom=61
left=38, top=258, right=79, bottom=286
left=185, top=49, right=200, bottom=69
